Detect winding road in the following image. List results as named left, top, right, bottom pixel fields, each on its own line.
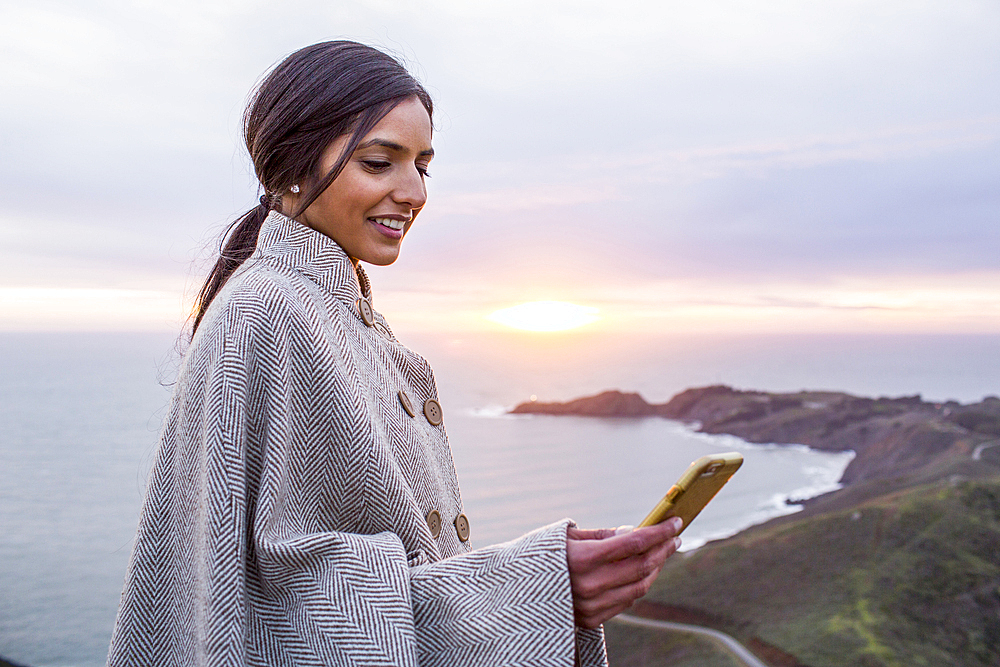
left=613, top=614, right=769, bottom=667
left=972, top=439, right=1000, bottom=461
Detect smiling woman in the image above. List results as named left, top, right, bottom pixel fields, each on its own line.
left=107, top=40, right=682, bottom=667
left=282, top=96, right=434, bottom=267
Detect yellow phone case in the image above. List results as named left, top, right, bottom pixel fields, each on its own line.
left=638, top=452, right=743, bottom=533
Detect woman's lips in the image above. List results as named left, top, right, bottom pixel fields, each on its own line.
left=369, top=216, right=407, bottom=239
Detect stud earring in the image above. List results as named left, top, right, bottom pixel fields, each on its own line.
left=290, top=184, right=300, bottom=194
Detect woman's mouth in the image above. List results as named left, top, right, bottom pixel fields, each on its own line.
left=370, top=217, right=407, bottom=231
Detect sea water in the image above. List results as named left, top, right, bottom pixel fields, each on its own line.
left=449, top=412, right=851, bottom=550
left=0, top=331, right=995, bottom=667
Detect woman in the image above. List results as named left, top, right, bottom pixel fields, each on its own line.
left=108, top=41, right=682, bottom=667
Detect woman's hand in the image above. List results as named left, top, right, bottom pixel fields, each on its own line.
left=566, top=517, right=683, bottom=628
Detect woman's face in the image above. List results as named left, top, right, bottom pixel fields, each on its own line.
left=292, top=96, right=433, bottom=266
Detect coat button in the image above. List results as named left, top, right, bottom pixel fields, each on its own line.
left=426, top=510, right=442, bottom=538
left=423, top=398, right=443, bottom=426
left=357, top=298, right=375, bottom=327
left=398, top=390, right=416, bottom=418
left=454, top=513, right=470, bottom=543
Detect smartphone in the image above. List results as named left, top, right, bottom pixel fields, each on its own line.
left=638, top=452, right=743, bottom=533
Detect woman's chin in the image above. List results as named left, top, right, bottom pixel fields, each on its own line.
left=355, top=247, right=402, bottom=266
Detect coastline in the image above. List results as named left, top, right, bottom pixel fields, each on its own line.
left=513, top=386, right=1000, bottom=666
left=463, top=405, right=855, bottom=551
left=510, top=385, right=1000, bottom=488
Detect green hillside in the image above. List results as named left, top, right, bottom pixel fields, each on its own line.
left=604, top=621, right=743, bottom=667
left=513, top=386, right=1000, bottom=664
left=646, top=476, right=1000, bottom=666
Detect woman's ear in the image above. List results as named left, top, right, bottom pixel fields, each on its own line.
left=280, top=185, right=303, bottom=218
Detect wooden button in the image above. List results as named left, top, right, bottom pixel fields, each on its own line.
left=423, top=398, right=443, bottom=426
left=454, top=513, right=470, bottom=543
left=398, top=390, right=416, bottom=417
left=426, top=510, right=442, bottom=538
left=357, top=298, right=375, bottom=327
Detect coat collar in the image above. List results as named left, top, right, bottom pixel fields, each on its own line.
left=253, top=210, right=373, bottom=304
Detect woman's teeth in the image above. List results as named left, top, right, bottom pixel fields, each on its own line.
left=372, top=217, right=406, bottom=230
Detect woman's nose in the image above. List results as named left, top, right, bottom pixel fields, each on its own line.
left=391, top=166, right=427, bottom=210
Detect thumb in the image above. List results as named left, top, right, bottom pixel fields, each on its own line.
left=568, top=526, right=619, bottom=541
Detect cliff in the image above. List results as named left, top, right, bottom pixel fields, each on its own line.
left=511, top=387, right=1000, bottom=488
left=510, top=390, right=662, bottom=418
left=514, top=386, right=1000, bottom=666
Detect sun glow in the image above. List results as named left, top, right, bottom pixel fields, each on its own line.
left=487, top=301, right=600, bottom=332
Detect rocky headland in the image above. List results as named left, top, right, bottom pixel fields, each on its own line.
left=513, top=386, right=1000, bottom=666
left=512, top=385, right=1000, bottom=495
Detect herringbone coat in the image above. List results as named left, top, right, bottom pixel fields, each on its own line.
left=108, top=212, right=608, bottom=666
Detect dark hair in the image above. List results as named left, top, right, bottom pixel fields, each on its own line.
left=192, top=41, right=433, bottom=333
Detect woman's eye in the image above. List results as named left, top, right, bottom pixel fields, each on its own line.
left=361, top=160, right=391, bottom=172
left=417, top=165, right=431, bottom=178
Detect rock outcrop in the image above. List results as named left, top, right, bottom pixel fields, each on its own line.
left=518, top=387, right=1000, bottom=665
left=511, top=386, right=1000, bottom=487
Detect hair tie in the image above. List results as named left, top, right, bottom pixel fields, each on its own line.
left=259, top=194, right=271, bottom=209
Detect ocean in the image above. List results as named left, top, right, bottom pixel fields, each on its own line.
left=0, top=330, right=996, bottom=667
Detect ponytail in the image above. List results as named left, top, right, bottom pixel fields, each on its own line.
left=191, top=198, right=272, bottom=334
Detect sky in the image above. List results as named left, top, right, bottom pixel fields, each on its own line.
left=1, top=0, right=998, bottom=335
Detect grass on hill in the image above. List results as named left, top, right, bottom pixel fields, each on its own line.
left=604, top=620, right=744, bottom=667
left=645, top=476, right=1000, bottom=667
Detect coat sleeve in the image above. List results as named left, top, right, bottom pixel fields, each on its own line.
left=251, top=518, right=607, bottom=667
left=410, top=522, right=608, bottom=667
left=108, top=288, right=607, bottom=667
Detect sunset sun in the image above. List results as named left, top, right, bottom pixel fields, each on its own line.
left=487, top=301, right=600, bottom=332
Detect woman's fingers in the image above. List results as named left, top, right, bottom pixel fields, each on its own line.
left=572, top=517, right=682, bottom=568
left=572, top=535, right=679, bottom=599
left=566, top=526, right=619, bottom=541
left=609, top=518, right=681, bottom=560
left=566, top=524, right=644, bottom=541
left=574, top=563, right=667, bottom=628
left=567, top=518, right=685, bottom=628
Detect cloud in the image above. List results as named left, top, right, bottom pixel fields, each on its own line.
left=424, top=115, right=1000, bottom=216
left=0, top=287, right=187, bottom=331
left=0, top=0, right=997, bottom=331
left=369, top=268, right=1000, bottom=335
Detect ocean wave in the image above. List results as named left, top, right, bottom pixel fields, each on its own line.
left=464, top=405, right=528, bottom=419
left=678, top=451, right=855, bottom=551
